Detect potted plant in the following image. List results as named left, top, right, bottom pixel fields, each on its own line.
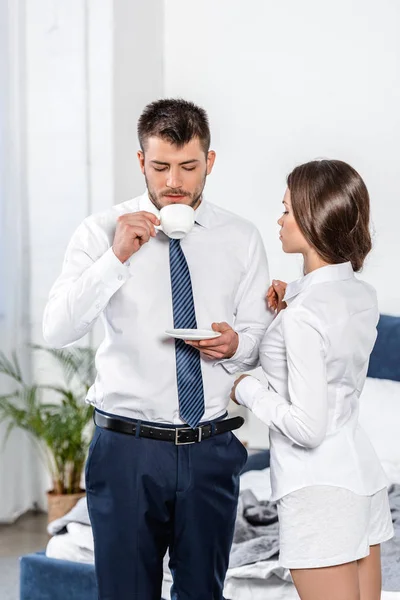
left=0, top=345, right=95, bottom=523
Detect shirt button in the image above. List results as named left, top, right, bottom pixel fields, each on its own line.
left=118, top=274, right=123, bottom=281
left=125, top=261, right=130, bottom=267
left=96, top=303, right=101, bottom=309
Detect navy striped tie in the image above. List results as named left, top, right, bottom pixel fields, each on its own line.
left=169, top=238, right=205, bottom=428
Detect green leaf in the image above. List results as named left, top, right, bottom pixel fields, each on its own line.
left=0, top=352, right=24, bottom=383
left=0, top=345, right=96, bottom=494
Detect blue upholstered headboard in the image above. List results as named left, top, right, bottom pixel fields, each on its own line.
left=367, top=314, right=400, bottom=382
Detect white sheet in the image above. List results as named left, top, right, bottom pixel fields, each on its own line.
left=46, top=530, right=94, bottom=564
left=240, top=466, right=272, bottom=500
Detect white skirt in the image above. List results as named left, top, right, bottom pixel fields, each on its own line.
left=277, top=485, right=394, bottom=569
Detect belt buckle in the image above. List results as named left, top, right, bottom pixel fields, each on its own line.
left=175, top=426, right=202, bottom=445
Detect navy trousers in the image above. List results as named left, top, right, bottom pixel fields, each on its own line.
left=85, top=411, right=248, bottom=600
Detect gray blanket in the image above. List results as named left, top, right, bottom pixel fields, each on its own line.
left=230, top=484, right=400, bottom=591
left=229, top=488, right=280, bottom=569
left=381, top=484, right=400, bottom=591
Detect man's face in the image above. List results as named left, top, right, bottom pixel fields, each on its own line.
left=138, top=137, right=216, bottom=210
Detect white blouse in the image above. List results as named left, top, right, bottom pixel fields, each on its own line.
left=236, top=262, right=388, bottom=501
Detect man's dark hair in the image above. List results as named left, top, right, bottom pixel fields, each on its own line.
left=138, top=98, right=211, bottom=154
left=287, top=159, right=372, bottom=272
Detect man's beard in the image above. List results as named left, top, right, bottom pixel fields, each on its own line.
left=145, top=172, right=207, bottom=211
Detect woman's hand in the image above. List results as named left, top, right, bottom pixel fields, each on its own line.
left=266, top=279, right=288, bottom=313
left=230, top=374, right=251, bottom=404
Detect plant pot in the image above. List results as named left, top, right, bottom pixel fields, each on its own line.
left=47, top=490, right=86, bottom=524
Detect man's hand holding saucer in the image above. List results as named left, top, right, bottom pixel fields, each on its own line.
left=185, top=322, right=239, bottom=360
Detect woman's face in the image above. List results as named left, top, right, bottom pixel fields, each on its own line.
left=277, top=188, right=310, bottom=254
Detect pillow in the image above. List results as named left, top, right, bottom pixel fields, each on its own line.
left=368, top=314, right=400, bottom=382
left=241, top=449, right=270, bottom=474
left=358, top=377, right=400, bottom=483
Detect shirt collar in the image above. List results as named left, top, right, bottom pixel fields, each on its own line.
left=137, top=191, right=211, bottom=229
left=284, top=262, right=355, bottom=302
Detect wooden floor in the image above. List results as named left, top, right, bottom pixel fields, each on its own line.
left=0, top=511, right=49, bottom=558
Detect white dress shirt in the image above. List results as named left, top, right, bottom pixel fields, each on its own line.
left=235, top=262, right=388, bottom=501
left=43, top=192, right=272, bottom=424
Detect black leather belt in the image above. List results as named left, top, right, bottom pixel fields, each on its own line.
left=94, top=410, right=244, bottom=445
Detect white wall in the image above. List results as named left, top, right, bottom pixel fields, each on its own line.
left=28, top=0, right=164, bottom=352
left=164, top=0, right=400, bottom=446
left=26, top=0, right=89, bottom=355
left=164, top=0, right=400, bottom=309
left=24, top=0, right=163, bottom=508
left=113, top=0, right=164, bottom=206
left=0, top=0, right=40, bottom=522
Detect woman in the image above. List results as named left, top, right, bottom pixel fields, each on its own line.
left=231, top=159, right=393, bottom=600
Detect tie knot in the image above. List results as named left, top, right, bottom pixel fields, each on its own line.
left=169, top=238, right=181, bottom=248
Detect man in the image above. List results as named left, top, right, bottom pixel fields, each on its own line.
left=43, top=99, right=272, bottom=599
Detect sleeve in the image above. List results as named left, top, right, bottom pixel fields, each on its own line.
left=234, top=307, right=328, bottom=448
left=218, top=227, right=274, bottom=374
left=43, top=219, right=131, bottom=348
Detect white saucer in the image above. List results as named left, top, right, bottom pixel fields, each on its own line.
left=165, top=329, right=222, bottom=341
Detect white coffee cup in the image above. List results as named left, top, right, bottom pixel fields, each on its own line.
left=155, top=204, right=195, bottom=239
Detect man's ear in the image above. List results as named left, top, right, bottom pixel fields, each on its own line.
left=206, top=150, right=216, bottom=175
left=137, top=150, right=145, bottom=174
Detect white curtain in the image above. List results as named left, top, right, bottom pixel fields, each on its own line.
left=0, top=0, right=39, bottom=523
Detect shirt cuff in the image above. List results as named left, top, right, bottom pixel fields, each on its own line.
left=217, top=331, right=255, bottom=374
left=90, top=247, right=131, bottom=291
left=235, top=376, right=265, bottom=410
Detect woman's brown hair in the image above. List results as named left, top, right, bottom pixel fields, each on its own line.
left=287, top=159, right=372, bottom=272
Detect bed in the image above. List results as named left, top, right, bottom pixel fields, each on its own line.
left=20, top=314, right=400, bottom=600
